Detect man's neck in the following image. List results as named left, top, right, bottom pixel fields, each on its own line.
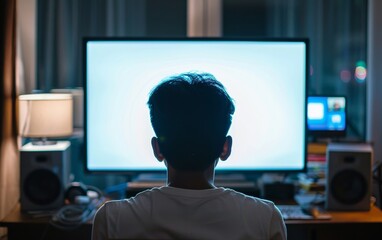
left=166, top=164, right=216, bottom=190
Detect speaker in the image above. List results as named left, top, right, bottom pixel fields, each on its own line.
left=326, top=143, right=372, bottom=211
left=20, top=141, right=71, bottom=212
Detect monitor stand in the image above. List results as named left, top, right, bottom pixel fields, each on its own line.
left=129, top=173, right=167, bottom=189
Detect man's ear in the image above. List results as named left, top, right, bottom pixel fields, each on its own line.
left=151, top=137, right=165, bottom=162
left=219, top=136, right=232, bottom=161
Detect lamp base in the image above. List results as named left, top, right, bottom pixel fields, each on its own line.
left=31, top=138, right=57, bottom=146
left=31, top=140, right=57, bottom=146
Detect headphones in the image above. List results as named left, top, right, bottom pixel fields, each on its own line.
left=52, top=182, right=103, bottom=230
left=65, top=182, right=102, bottom=205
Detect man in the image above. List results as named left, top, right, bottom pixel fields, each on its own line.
left=92, top=72, right=286, bottom=240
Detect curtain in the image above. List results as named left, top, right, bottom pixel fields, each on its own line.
left=0, top=0, right=18, bottom=237
left=36, top=0, right=187, bottom=91
left=36, top=0, right=148, bottom=91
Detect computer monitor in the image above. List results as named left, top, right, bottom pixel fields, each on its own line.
left=307, top=96, right=347, bottom=138
left=84, top=38, right=308, bottom=174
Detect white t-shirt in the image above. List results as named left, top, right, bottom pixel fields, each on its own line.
left=92, top=186, right=286, bottom=240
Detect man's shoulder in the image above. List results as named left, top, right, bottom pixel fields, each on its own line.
left=221, top=187, right=268, bottom=202
left=222, top=188, right=277, bottom=211
left=104, top=186, right=162, bottom=206
left=99, top=189, right=157, bottom=217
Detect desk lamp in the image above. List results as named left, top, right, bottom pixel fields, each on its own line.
left=18, top=93, right=73, bottom=211
left=18, top=93, right=73, bottom=145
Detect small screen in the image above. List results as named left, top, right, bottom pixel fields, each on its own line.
left=85, top=39, right=307, bottom=172
left=307, top=96, right=346, bottom=132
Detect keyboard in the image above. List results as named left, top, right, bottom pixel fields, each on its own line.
left=277, top=205, right=314, bottom=220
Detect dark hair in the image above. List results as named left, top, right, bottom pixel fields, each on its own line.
left=147, top=72, right=235, bottom=171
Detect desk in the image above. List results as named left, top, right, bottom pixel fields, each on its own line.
left=287, top=206, right=382, bottom=240
left=2, top=204, right=382, bottom=240
left=0, top=204, right=91, bottom=240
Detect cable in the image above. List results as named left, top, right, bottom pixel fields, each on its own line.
left=51, top=204, right=96, bottom=230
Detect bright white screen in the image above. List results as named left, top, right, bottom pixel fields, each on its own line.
left=86, top=40, right=306, bottom=172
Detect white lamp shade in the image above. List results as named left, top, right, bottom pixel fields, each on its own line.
left=19, top=94, right=73, bottom=137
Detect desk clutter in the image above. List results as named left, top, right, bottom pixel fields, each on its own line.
left=277, top=204, right=332, bottom=220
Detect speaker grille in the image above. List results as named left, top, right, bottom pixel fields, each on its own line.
left=331, top=169, right=367, bottom=205
left=24, top=169, right=61, bottom=205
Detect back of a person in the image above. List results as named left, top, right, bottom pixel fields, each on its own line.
left=92, top=72, right=286, bottom=240
left=96, top=186, right=285, bottom=240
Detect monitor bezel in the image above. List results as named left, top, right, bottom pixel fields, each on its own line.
left=83, top=37, right=309, bottom=175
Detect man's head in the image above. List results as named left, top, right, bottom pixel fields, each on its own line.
left=147, top=72, right=235, bottom=171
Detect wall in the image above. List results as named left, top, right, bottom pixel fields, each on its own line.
left=367, top=0, right=382, bottom=165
